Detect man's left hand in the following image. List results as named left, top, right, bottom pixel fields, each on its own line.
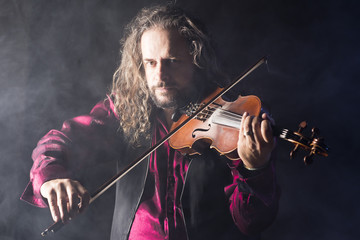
left=237, top=112, right=276, bottom=169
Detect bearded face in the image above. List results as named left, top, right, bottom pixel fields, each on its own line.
left=141, top=27, right=196, bottom=110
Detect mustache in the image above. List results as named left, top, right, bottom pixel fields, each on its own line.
left=153, top=82, right=177, bottom=88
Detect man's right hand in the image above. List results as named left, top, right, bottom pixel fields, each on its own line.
left=40, top=179, right=90, bottom=223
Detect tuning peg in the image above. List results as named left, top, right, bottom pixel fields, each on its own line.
left=299, top=121, right=307, bottom=130
left=304, top=153, right=314, bottom=165
left=311, top=127, right=320, bottom=138
left=310, top=136, right=329, bottom=158
left=304, top=127, right=329, bottom=164
left=289, top=147, right=297, bottom=159
left=290, top=121, right=307, bottom=159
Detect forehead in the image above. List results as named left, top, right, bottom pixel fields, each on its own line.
left=140, top=27, right=190, bottom=58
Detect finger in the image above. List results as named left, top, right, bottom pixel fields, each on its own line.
left=239, top=112, right=248, bottom=137
left=47, top=190, right=60, bottom=222
left=262, top=112, right=275, bottom=125
left=262, top=112, right=267, bottom=120
left=66, top=184, right=80, bottom=218
left=75, top=184, right=90, bottom=213
left=243, top=115, right=255, bottom=141
left=251, top=116, right=262, bottom=143
left=261, top=119, right=274, bottom=144
left=57, top=184, right=69, bottom=222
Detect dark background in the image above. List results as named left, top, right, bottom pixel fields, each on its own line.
left=1, top=0, right=359, bottom=239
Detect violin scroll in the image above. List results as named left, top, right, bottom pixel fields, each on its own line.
left=287, top=121, right=328, bottom=165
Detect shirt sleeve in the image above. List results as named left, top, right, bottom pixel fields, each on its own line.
left=224, top=157, right=280, bottom=236
left=20, top=96, right=120, bottom=208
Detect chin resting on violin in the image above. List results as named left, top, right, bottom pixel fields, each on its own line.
left=21, top=4, right=280, bottom=240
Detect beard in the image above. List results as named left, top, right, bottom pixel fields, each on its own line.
left=149, top=88, right=183, bottom=109
left=148, top=72, right=205, bottom=110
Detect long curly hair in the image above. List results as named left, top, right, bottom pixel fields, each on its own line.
left=111, top=4, right=225, bottom=145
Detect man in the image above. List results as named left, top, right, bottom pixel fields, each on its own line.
left=22, top=5, right=279, bottom=240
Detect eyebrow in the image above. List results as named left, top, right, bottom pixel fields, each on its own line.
left=143, top=56, right=178, bottom=61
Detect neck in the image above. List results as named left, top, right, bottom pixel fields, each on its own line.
left=163, top=108, right=175, bottom=130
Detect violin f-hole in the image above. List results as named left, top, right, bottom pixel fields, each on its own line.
left=192, top=124, right=211, bottom=138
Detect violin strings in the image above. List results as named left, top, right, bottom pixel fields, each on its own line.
left=198, top=108, right=241, bottom=122
left=197, top=104, right=243, bottom=123
left=194, top=104, right=306, bottom=143
left=193, top=104, right=306, bottom=143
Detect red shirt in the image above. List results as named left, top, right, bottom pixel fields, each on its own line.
left=129, top=117, right=189, bottom=240
left=21, top=98, right=279, bottom=238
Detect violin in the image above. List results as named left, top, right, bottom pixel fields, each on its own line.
left=41, top=57, right=328, bottom=236
left=169, top=87, right=328, bottom=164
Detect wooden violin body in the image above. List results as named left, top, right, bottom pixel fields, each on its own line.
left=169, top=87, right=328, bottom=164
left=170, top=88, right=261, bottom=159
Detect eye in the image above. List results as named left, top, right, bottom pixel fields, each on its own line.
left=165, top=58, right=180, bottom=66
left=169, top=58, right=178, bottom=63
left=145, top=60, right=156, bottom=67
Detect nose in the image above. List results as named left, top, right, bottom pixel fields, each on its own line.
left=156, top=60, right=170, bottom=82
